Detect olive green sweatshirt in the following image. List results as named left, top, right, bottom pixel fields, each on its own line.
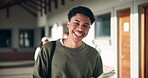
left=33, top=39, right=103, bottom=78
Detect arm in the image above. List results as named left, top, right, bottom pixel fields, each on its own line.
left=92, top=53, right=103, bottom=78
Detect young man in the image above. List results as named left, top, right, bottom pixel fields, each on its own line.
left=33, top=6, right=103, bottom=78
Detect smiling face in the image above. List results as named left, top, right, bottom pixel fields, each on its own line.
left=67, top=13, right=91, bottom=43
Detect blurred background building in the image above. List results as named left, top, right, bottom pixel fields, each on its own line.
left=0, top=0, right=148, bottom=78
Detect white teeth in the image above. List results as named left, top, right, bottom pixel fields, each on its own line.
left=74, top=32, right=82, bottom=36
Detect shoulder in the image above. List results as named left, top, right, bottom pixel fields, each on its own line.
left=39, top=40, right=57, bottom=56
left=85, top=43, right=98, bottom=52
left=84, top=42, right=100, bottom=56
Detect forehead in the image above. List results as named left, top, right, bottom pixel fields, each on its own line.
left=70, top=13, right=91, bottom=24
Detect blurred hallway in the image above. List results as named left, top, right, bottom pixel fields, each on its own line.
left=0, top=60, right=34, bottom=78
left=0, top=0, right=148, bottom=78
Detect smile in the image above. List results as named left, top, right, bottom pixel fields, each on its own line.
left=73, top=31, right=84, bottom=38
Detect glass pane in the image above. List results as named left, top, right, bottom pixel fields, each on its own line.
left=41, top=28, right=45, bottom=38
left=19, top=29, right=34, bottom=48
left=95, top=13, right=111, bottom=37
left=0, top=29, right=11, bottom=48
left=48, top=26, right=52, bottom=37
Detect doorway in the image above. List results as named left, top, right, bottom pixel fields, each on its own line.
left=118, top=8, right=130, bottom=78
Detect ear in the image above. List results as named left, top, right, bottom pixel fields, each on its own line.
left=67, top=21, right=70, bottom=27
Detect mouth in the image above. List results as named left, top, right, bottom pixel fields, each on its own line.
left=73, top=31, right=84, bottom=38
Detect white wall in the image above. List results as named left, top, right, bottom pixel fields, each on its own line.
left=0, top=5, right=37, bottom=28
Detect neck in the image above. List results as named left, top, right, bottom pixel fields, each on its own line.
left=63, top=38, right=82, bottom=48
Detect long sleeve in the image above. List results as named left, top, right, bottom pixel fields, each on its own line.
left=92, top=53, right=103, bottom=78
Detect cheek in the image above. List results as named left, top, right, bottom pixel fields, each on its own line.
left=84, top=30, right=89, bottom=35
left=67, top=26, right=73, bottom=34
left=67, top=24, right=75, bottom=31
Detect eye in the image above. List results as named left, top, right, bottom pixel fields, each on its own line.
left=74, top=22, right=79, bottom=26
left=83, top=25, right=90, bottom=28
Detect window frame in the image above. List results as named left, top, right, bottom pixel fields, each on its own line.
left=0, top=29, right=12, bottom=48
left=19, top=29, right=34, bottom=48
left=95, top=13, right=111, bottom=39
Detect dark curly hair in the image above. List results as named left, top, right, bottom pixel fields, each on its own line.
left=68, top=6, right=95, bottom=25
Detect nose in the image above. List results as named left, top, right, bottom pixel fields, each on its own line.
left=77, top=25, right=84, bottom=31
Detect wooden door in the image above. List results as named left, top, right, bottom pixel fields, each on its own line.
left=145, top=5, right=148, bottom=78
left=118, top=8, right=130, bottom=78
left=141, top=4, right=148, bottom=78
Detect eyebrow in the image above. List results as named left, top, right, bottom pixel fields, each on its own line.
left=74, top=20, right=90, bottom=25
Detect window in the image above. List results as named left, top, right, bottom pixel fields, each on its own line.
left=19, top=29, right=34, bottom=48
left=41, top=28, right=45, bottom=38
left=0, top=29, right=11, bottom=48
left=48, top=26, right=52, bottom=38
left=95, top=13, right=111, bottom=38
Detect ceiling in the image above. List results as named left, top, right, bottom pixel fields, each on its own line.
left=0, top=0, right=30, bottom=9
left=0, top=0, right=70, bottom=17
left=0, top=0, right=48, bottom=17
